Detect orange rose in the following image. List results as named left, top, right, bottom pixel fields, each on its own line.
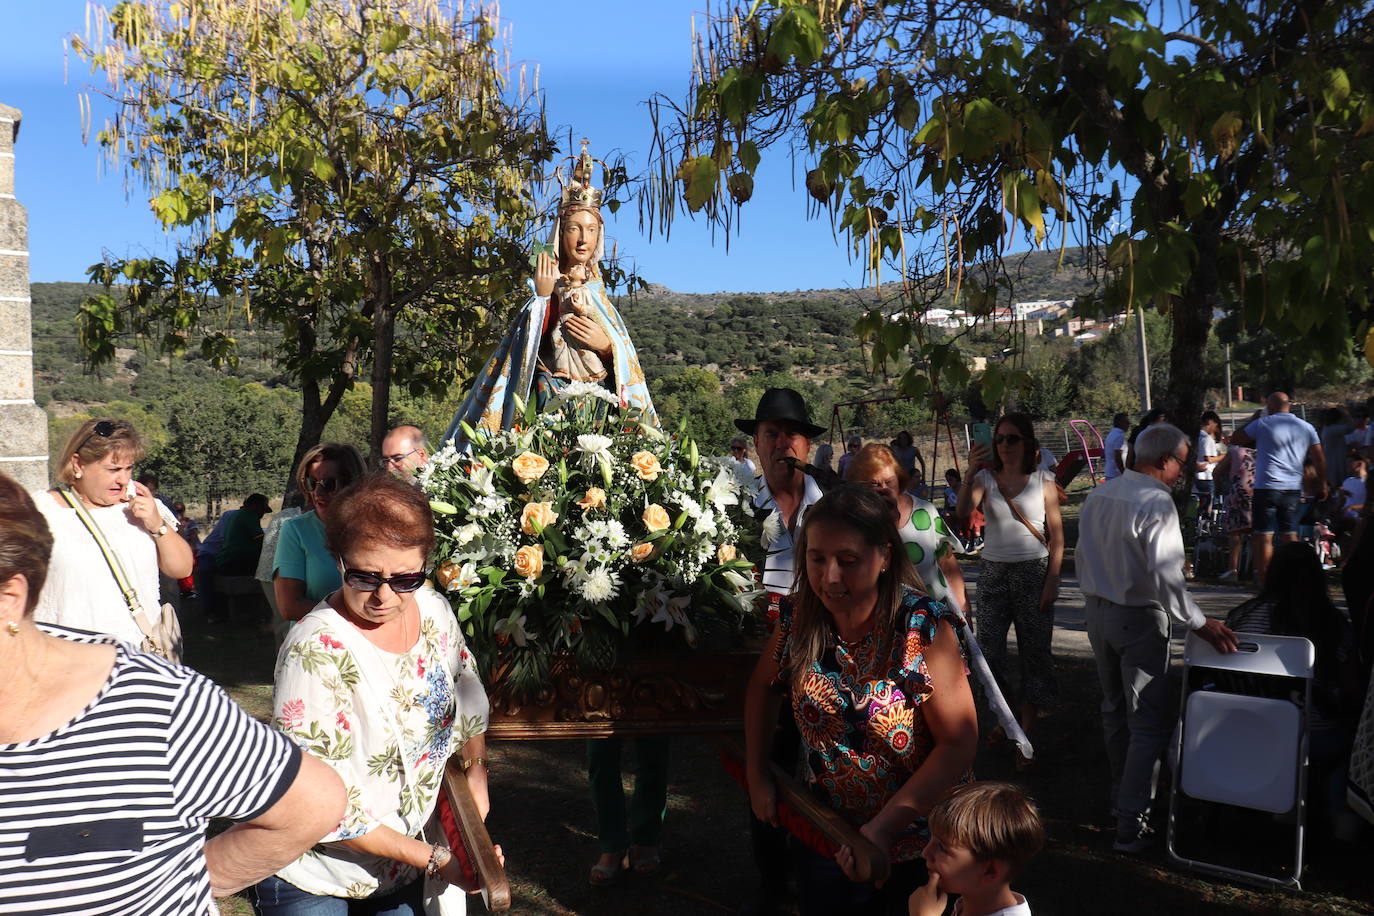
left=511, top=450, right=551, bottom=484
left=520, top=501, right=559, bottom=536
left=436, top=561, right=461, bottom=590
left=630, top=450, right=662, bottom=481
left=642, top=503, right=671, bottom=532
left=717, top=544, right=737, bottom=564
left=513, top=544, right=544, bottom=579
left=630, top=542, right=655, bottom=563
left=577, top=487, right=607, bottom=511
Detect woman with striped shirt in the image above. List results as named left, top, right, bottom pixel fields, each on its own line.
left=0, top=473, right=345, bottom=915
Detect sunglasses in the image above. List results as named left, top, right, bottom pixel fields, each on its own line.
left=305, top=476, right=345, bottom=493
left=75, top=420, right=118, bottom=455
left=341, top=567, right=427, bottom=593
left=994, top=433, right=1025, bottom=445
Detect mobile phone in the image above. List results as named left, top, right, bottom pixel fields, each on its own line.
left=972, top=422, right=993, bottom=470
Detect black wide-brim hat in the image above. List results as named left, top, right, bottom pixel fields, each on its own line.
left=734, top=387, right=826, bottom=439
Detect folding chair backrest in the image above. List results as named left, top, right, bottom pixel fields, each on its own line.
left=1181, top=691, right=1302, bottom=812
left=1183, top=631, right=1315, bottom=678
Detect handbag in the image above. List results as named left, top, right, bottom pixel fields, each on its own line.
left=59, top=488, right=183, bottom=664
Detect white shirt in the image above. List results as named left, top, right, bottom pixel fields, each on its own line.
left=1037, top=448, right=1057, bottom=473
left=1103, top=426, right=1127, bottom=480
left=1077, top=471, right=1206, bottom=630
left=755, top=473, right=825, bottom=593
left=272, top=588, right=488, bottom=898
left=953, top=894, right=1030, bottom=916
left=1195, top=430, right=1219, bottom=481
left=976, top=469, right=1052, bottom=563
left=31, top=490, right=180, bottom=647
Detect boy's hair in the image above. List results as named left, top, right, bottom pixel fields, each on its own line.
left=928, top=781, right=1045, bottom=877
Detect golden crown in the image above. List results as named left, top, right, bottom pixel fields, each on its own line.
left=559, top=138, right=603, bottom=212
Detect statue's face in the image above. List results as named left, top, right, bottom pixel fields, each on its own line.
left=561, top=209, right=601, bottom=268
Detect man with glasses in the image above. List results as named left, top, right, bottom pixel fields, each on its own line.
left=1077, top=423, right=1238, bottom=854
left=380, top=425, right=430, bottom=479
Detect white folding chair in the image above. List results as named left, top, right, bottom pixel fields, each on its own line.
left=1167, top=631, right=1315, bottom=889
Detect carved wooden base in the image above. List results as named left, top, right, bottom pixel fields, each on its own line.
left=486, top=649, right=759, bottom=739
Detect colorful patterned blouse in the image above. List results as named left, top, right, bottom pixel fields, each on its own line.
left=271, top=587, right=489, bottom=899
left=773, top=587, right=963, bottom=862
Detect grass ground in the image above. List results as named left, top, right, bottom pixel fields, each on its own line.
left=192, top=525, right=1373, bottom=915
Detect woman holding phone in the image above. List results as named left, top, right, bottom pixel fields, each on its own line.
left=956, top=413, right=1063, bottom=765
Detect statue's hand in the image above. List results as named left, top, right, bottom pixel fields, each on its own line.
left=534, top=252, right=558, bottom=297
left=564, top=315, right=611, bottom=357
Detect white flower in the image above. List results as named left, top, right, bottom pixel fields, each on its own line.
left=693, top=509, right=719, bottom=537
left=452, top=522, right=484, bottom=546
left=471, top=494, right=505, bottom=517
left=761, top=509, right=786, bottom=548
left=556, top=380, right=620, bottom=405
left=468, top=464, right=496, bottom=496
left=652, top=593, right=692, bottom=631
left=494, top=614, right=531, bottom=647
left=705, top=465, right=745, bottom=512
left=576, top=433, right=613, bottom=456
left=578, top=567, right=619, bottom=603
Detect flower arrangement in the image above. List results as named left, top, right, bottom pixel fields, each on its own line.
left=420, top=382, right=763, bottom=699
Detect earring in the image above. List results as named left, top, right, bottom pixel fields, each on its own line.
left=6, top=621, right=19, bottom=636
left=74, top=471, right=83, bottom=479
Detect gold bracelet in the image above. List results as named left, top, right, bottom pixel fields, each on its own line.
left=462, top=756, right=488, bottom=772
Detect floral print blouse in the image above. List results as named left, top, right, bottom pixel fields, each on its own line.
left=773, top=586, right=963, bottom=862
left=271, top=587, right=489, bottom=899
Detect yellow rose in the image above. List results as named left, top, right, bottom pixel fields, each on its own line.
left=717, top=544, right=737, bottom=564
left=511, top=450, right=551, bottom=484
left=513, top=544, right=544, bottom=579
left=630, top=450, right=662, bottom=481
left=520, top=501, right=559, bottom=536
left=630, top=542, right=655, bottom=563
left=577, top=487, right=607, bottom=511
left=642, top=503, right=671, bottom=532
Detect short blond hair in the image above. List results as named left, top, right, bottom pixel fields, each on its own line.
left=928, top=781, right=1044, bottom=876
left=56, top=418, right=145, bottom=486
left=294, top=442, right=366, bottom=508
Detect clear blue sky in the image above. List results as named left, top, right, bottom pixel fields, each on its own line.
left=3, top=0, right=873, bottom=295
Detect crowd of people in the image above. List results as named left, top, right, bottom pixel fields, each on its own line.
left=5, top=387, right=1374, bottom=916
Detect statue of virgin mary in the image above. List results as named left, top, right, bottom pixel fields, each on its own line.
left=443, top=142, right=656, bottom=450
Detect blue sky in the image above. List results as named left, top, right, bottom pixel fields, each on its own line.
left=3, top=0, right=873, bottom=294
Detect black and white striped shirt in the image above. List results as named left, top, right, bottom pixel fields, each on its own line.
left=0, top=627, right=300, bottom=915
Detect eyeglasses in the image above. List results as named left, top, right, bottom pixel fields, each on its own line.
left=341, top=567, right=427, bottom=593
left=75, top=420, right=118, bottom=455
left=994, top=433, right=1025, bottom=445
left=383, top=447, right=421, bottom=467
left=305, top=476, right=345, bottom=493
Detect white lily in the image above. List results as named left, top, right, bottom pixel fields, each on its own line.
left=494, top=614, right=531, bottom=647
left=761, top=509, right=786, bottom=547
left=704, top=465, right=743, bottom=513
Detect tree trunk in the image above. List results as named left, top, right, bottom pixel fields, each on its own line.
left=1164, top=226, right=1222, bottom=438
left=367, top=258, right=397, bottom=467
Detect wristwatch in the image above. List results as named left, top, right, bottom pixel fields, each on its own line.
left=150, top=524, right=168, bottom=539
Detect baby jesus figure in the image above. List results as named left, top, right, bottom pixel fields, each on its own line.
left=545, top=261, right=609, bottom=384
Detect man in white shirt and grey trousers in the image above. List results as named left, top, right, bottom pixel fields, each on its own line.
left=1077, top=422, right=1239, bottom=854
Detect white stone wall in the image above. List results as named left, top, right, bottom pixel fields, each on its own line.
left=0, top=104, right=50, bottom=492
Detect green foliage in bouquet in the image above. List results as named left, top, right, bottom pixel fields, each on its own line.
left=420, top=383, right=764, bottom=700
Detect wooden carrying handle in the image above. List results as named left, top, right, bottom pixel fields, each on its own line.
left=440, top=757, right=512, bottom=912
left=720, top=738, right=890, bottom=884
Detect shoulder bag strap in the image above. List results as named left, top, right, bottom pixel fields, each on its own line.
left=58, top=488, right=159, bottom=639
left=994, top=476, right=1048, bottom=547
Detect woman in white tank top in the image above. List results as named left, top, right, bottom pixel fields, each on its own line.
left=956, top=414, right=1064, bottom=765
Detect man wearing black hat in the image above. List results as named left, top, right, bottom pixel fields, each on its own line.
left=733, top=387, right=826, bottom=915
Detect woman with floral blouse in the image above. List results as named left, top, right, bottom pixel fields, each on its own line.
left=744, top=486, right=978, bottom=915
left=249, top=474, right=495, bottom=915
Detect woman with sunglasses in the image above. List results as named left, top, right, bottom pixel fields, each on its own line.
left=251, top=473, right=495, bottom=914
left=30, top=418, right=193, bottom=645
left=273, top=443, right=366, bottom=623
left=956, top=413, right=1064, bottom=766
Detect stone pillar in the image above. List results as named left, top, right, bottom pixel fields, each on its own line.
left=0, top=104, right=50, bottom=491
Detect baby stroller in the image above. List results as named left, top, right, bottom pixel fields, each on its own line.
left=1193, top=498, right=1231, bottom=578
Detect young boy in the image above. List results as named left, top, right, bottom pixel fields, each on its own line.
left=910, top=782, right=1045, bottom=916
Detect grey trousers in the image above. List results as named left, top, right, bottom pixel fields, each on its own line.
left=1084, top=595, right=1173, bottom=821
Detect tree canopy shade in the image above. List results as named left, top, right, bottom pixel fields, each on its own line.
left=72, top=0, right=553, bottom=484
left=646, top=0, right=1374, bottom=427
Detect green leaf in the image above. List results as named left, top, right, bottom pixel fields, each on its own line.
left=680, top=155, right=719, bottom=212
left=738, top=140, right=761, bottom=174
left=290, top=0, right=310, bottom=19
left=1322, top=68, right=1351, bottom=111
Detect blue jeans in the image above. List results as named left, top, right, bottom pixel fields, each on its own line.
left=247, top=875, right=424, bottom=916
